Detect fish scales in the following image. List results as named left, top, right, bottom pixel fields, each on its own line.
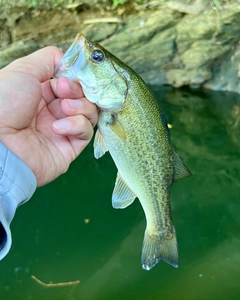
left=98, top=77, right=174, bottom=232
left=54, top=33, right=191, bottom=270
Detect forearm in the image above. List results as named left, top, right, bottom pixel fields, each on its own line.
left=0, top=142, right=37, bottom=260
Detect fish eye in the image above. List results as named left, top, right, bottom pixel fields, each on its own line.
left=91, top=50, right=105, bottom=63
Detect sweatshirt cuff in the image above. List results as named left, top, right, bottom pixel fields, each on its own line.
left=0, top=142, right=37, bottom=260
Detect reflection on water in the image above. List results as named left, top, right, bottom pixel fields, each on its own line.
left=0, top=87, right=240, bottom=299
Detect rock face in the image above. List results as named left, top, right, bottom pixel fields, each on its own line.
left=1, top=1, right=240, bottom=94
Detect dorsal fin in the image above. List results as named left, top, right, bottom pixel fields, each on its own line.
left=173, top=151, right=191, bottom=181
left=160, top=112, right=170, bottom=139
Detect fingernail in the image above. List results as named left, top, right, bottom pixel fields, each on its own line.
left=68, top=79, right=78, bottom=91
left=53, top=119, right=70, bottom=130
left=68, top=99, right=83, bottom=109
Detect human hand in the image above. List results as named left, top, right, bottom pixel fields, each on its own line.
left=0, top=46, right=98, bottom=186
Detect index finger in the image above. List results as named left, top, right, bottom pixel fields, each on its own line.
left=6, top=46, right=63, bottom=83
left=42, top=77, right=84, bottom=104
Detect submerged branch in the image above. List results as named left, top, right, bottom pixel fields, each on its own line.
left=231, top=115, right=240, bottom=129
left=219, top=170, right=240, bottom=188
left=31, top=275, right=80, bottom=288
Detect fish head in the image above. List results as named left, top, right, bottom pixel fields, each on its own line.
left=54, top=33, right=128, bottom=110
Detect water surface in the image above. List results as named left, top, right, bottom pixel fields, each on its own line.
left=0, top=87, right=240, bottom=300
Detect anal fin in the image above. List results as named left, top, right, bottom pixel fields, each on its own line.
left=112, top=172, right=136, bottom=209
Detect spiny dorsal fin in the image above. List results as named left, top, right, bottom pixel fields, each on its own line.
left=173, top=151, right=191, bottom=181
left=160, top=112, right=170, bottom=139
left=93, top=129, right=108, bottom=159
left=112, top=172, right=136, bottom=209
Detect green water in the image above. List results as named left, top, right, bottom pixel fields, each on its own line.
left=1, top=87, right=240, bottom=300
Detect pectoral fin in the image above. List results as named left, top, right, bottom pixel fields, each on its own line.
left=112, top=172, right=136, bottom=209
left=109, top=116, right=126, bottom=140
left=93, top=129, right=108, bottom=159
left=173, top=151, right=191, bottom=181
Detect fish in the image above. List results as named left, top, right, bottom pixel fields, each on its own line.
left=54, top=33, right=191, bottom=270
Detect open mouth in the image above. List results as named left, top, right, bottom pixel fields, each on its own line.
left=54, top=33, right=86, bottom=79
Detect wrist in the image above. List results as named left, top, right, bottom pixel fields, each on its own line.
left=0, top=142, right=37, bottom=259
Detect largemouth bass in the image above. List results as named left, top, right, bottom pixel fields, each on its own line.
left=54, top=33, right=191, bottom=270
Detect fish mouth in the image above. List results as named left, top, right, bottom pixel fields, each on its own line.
left=54, top=33, right=86, bottom=79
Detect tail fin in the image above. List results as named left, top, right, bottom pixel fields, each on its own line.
left=141, top=227, right=178, bottom=270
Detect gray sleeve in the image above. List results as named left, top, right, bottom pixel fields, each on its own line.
left=0, top=142, right=37, bottom=260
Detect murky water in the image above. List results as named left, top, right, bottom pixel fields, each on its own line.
left=0, top=87, right=240, bottom=300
